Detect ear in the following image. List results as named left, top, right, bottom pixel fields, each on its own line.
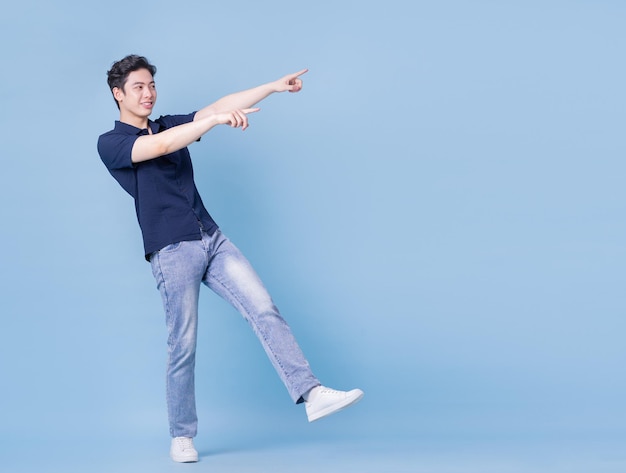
left=112, top=87, right=124, bottom=104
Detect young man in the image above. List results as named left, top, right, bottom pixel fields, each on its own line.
left=97, top=55, right=363, bottom=463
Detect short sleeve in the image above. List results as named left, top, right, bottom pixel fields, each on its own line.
left=97, top=131, right=139, bottom=171
left=155, top=112, right=197, bottom=130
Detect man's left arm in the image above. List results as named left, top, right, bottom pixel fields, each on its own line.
left=194, top=69, right=308, bottom=121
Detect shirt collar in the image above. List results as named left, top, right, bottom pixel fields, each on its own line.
left=113, top=119, right=161, bottom=135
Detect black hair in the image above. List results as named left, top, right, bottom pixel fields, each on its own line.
left=106, top=54, right=157, bottom=109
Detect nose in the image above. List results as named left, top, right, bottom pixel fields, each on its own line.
left=143, top=87, right=155, bottom=99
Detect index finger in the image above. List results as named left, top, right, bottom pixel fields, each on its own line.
left=289, top=68, right=309, bottom=79
left=241, top=107, right=261, bottom=114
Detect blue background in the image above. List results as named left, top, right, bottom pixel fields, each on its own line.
left=1, top=1, right=625, bottom=471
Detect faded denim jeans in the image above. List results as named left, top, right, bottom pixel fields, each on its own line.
left=149, top=229, right=320, bottom=438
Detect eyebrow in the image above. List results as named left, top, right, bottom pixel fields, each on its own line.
left=131, top=81, right=156, bottom=86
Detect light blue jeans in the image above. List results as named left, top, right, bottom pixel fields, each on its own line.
left=149, top=229, right=320, bottom=438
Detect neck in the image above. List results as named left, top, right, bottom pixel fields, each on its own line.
left=119, top=111, right=150, bottom=130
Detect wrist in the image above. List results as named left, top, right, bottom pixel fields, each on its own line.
left=270, top=79, right=284, bottom=93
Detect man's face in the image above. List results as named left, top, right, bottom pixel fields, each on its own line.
left=113, top=68, right=157, bottom=120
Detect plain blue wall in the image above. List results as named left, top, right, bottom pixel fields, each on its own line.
left=1, top=0, right=625, bottom=466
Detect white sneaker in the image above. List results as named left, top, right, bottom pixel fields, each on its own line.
left=170, top=436, right=199, bottom=463
left=305, top=386, right=364, bottom=422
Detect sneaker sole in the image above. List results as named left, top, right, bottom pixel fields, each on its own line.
left=170, top=454, right=199, bottom=463
left=307, top=389, right=364, bottom=422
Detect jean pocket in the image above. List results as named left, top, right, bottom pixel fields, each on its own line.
left=160, top=241, right=183, bottom=253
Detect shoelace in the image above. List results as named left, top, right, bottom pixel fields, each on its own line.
left=305, top=386, right=346, bottom=403
left=175, top=437, right=195, bottom=451
left=319, top=387, right=342, bottom=395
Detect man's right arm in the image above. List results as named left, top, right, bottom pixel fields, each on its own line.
left=130, top=108, right=259, bottom=163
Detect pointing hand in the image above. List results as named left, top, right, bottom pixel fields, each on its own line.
left=276, top=69, right=308, bottom=93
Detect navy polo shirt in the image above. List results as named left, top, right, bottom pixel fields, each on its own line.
left=97, top=112, right=218, bottom=260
